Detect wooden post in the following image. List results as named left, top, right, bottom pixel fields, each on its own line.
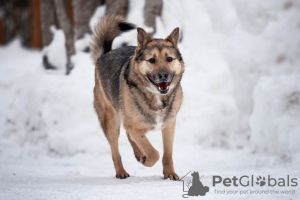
left=0, top=17, right=3, bottom=44
left=31, top=0, right=42, bottom=48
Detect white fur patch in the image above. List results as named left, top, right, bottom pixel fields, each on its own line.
left=154, top=114, right=164, bottom=130
left=153, top=95, right=164, bottom=130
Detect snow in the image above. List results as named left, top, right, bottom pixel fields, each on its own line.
left=250, top=74, right=300, bottom=157
left=0, top=0, right=300, bottom=199
left=1, top=40, right=103, bottom=156
left=89, top=5, right=106, bottom=32
left=42, top=26, right=68, bottom=74
left=1, top=141, right=299, bottom=200
left=74, top=33, right=91, bottom=53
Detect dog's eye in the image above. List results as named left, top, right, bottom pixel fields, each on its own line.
left=149, top=58, right=156, bottom=64
left=166, top=57, right=173, bottom=62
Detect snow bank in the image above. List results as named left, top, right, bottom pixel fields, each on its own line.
left=0, top=40, right=107, bottom=156
left=74, top=33, right=91, bottom=53
left=250, top=74, right=300, bottom=157
left=42, top=26, right=68, bottom=74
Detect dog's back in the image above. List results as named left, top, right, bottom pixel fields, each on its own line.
left=91, top=15, right=135, bottom=110
left=97, top=46, right=135, bottom=109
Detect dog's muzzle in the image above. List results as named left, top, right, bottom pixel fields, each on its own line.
left=148, top=71, right=173, bottom=94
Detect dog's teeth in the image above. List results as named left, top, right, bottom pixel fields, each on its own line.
left=158, top=86, right=169, bottom=92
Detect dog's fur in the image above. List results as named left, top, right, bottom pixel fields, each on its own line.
left=91, top=15, right=184, bottom=180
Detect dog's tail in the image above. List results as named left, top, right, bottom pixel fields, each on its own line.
left=90, top=15, right=135, bottom=65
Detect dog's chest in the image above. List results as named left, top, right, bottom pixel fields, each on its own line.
left=129, top=92, right=176, bottom=130
left=152, top=96, right=168, bottom=130
left=153, top=112, right=164, bottom=130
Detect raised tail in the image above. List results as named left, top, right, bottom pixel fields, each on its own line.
left=90, top=15, right=135, bottom=65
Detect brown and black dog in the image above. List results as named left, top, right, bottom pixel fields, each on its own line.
left=91, top=15, right=184, bottom=180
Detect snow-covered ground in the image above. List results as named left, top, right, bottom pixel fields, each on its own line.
left=0, top=0, right=300, bottom=199
left=1, top=140, right=299, bottom=200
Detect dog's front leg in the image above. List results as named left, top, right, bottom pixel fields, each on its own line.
left=162, top=119, right=179, bottom=180
left=127, top=129, right=159, bottom=167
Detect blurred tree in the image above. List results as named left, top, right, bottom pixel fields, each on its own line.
left=40, top=0, right=56, bottom=47
left=144, top=0, right=162, bottom=36
left=31, top=0, right=42, bottom=48
left=105, top=0, right=128, bottom=17
left=2, top=0, right=32, bottom=47
left=0, top=0, right=164, bottom=74
left=41, top=0, right=75, bottom=75
left=54, top=0, right=75, bottom=60
left=0, top=1, right=4, bottom=44
left=72, top=0, right=99, bottom=40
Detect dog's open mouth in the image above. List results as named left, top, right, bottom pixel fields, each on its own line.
left=148, top=77, right=172, bottom=94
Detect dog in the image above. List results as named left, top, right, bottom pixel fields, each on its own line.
left=91, top=15, right=184, bottom=180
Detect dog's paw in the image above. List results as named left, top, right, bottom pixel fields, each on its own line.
left=116, top=170, right=130, bottom=179
left=144, top=150, right=160, bottom=167
left=136, top=150, right=159, bottom=167
left=135, top=155, right=146, bottom=164
left=164, top=172, right=179, bottom=181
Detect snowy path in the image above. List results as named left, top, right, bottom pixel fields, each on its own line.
left=1, top=141, right=299, bottom=200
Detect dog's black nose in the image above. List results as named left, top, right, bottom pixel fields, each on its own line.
left=157, top=71, right=169, bottom=82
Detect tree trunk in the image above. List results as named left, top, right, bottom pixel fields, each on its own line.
left=53, top=0, right=75, bottom=74
left=144, top=0, right=162, bottom=35
left=72, top=0, right=99, bottom=40
left=53, top=0, right=75, bottom=57
left=40, top=0, right=56, bottom=47
left=105, top=0, right=129, bottom=17
left=3, top=0, right=32, bottom=47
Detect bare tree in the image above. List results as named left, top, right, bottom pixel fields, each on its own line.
left=54, top=0, right=75, bottom=58
left=72, top=0, right=99, bottom=40
left=2, top=0, right=32, bottom=46
left=105, top=0, right=129, bottom=17
left=144, top=0, right=162, bottom=35
left=40, top=0, right=56, bottom=47
left=40, top=0, right=75, bottom=74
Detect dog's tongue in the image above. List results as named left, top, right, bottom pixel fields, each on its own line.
left=158, top=82, right=169, bottom=91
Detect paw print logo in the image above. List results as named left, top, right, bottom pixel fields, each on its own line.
left=256, top=176, right=266, bottom=186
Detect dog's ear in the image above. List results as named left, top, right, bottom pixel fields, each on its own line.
left=166, top=27, right=180, bottom=48
left=137, top=27, right=152, bottom=49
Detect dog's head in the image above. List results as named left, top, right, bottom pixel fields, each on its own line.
left=132, top=27, right=184, bottom=95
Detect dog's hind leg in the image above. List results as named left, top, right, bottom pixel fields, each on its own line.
left=162, top=119, right=179, bottom=180
left=126, top=133, right=144, bottom=162
left=97, top=104, right=129, bottom=179
left=94, top=69, right=129, bottom=179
